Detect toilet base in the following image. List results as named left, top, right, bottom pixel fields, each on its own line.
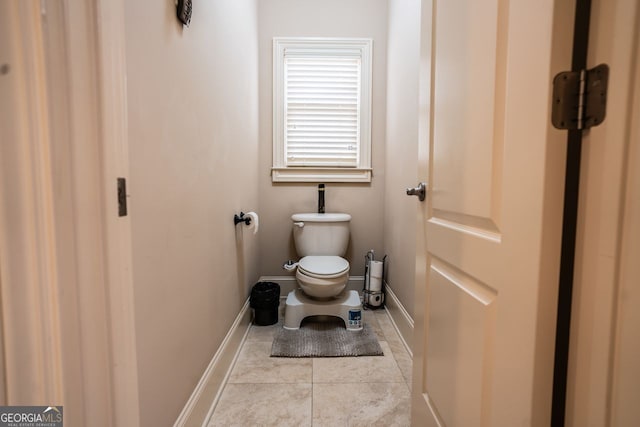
left=283, top=289, right=363, bottom=331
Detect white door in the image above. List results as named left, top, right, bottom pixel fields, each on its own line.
left=0, top=1, right=138, bottom=424
left=411, top=0, right=574, bottom=424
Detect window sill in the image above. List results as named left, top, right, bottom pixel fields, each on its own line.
left=271, top=167, right=372, bottom=183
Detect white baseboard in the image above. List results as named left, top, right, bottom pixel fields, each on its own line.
left=173, top=299, right=252, bottom=427
left=258, top=275, right=365, bottom=295
left=383, top=282, right=414, bottom=357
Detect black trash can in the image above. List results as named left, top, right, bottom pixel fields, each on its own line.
left=250, top=281, right=280, bottom=326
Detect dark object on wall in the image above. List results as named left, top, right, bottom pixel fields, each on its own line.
left=176, top=0, right=192, bottom=27
left=117, top=177, right=128, bottom=217
left=250, top=282, right=280, bottom=326
left=318, top=183, right=325, bottom=214
left=233, top=212, right=252, bottom=226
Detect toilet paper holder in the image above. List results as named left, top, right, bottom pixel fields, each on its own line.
left=363, top=250, right=387, bottom=309
left=233, top=212, right=252, bottom=226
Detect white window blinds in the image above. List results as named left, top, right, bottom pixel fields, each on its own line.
left=284, top=54, right=361, bottom=167
left=272, top=38, right=372, bottom=183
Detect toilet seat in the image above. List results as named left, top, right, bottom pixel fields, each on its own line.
left=297, top=256, right=349, bottom=279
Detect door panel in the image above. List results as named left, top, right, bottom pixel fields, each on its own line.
left=432, top=0, right=506, bottom=224
left=412, top=0, right=573, bottom=424
left=426, top=259, right=497, bottom=426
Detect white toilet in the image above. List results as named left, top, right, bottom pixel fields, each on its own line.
left=283, top=213, right=363, bottom=331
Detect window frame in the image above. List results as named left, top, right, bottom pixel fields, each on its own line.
left=272, top=37, right=373, bottom=183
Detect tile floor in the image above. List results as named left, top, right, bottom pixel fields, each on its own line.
left=207, top=304, right=412, bottom=426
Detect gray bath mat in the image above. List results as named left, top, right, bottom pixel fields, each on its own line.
left=271, top=318, right=384, bottom=357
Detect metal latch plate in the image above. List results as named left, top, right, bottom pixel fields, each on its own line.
left=117, top=177, right=128, bottom=217
left=552, top=64, right=609, bottom=130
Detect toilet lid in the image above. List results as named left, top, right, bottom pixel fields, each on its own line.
left=298, top=256, right=349, bottom=278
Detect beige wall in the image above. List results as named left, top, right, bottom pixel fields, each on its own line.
left=125, top=1, right=259, bottom=425
left=383, top=0, right=421, bottom=318
left=256, top=0, right=389, bottom=277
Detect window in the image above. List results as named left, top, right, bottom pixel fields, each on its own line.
left=272, top=38, right=373, bottom=182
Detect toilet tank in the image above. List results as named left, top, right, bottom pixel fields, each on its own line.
left=291, top=213, right=351, bottom=256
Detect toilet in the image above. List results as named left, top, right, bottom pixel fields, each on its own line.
left=283, top=213, right=363, bottom=331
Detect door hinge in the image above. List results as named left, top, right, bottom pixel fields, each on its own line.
left=117, top=177, right=128, bottom=217
left=552, top=63, right=609, bottom=130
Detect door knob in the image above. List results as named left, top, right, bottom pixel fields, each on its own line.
left=406, top=182, right=427, bottom=201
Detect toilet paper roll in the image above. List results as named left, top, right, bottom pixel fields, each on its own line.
left=369, top=277, right=382, bottom=293
left=245, top=211, right=259, bottom=234
left=369, top=260, right=384, bottom=279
